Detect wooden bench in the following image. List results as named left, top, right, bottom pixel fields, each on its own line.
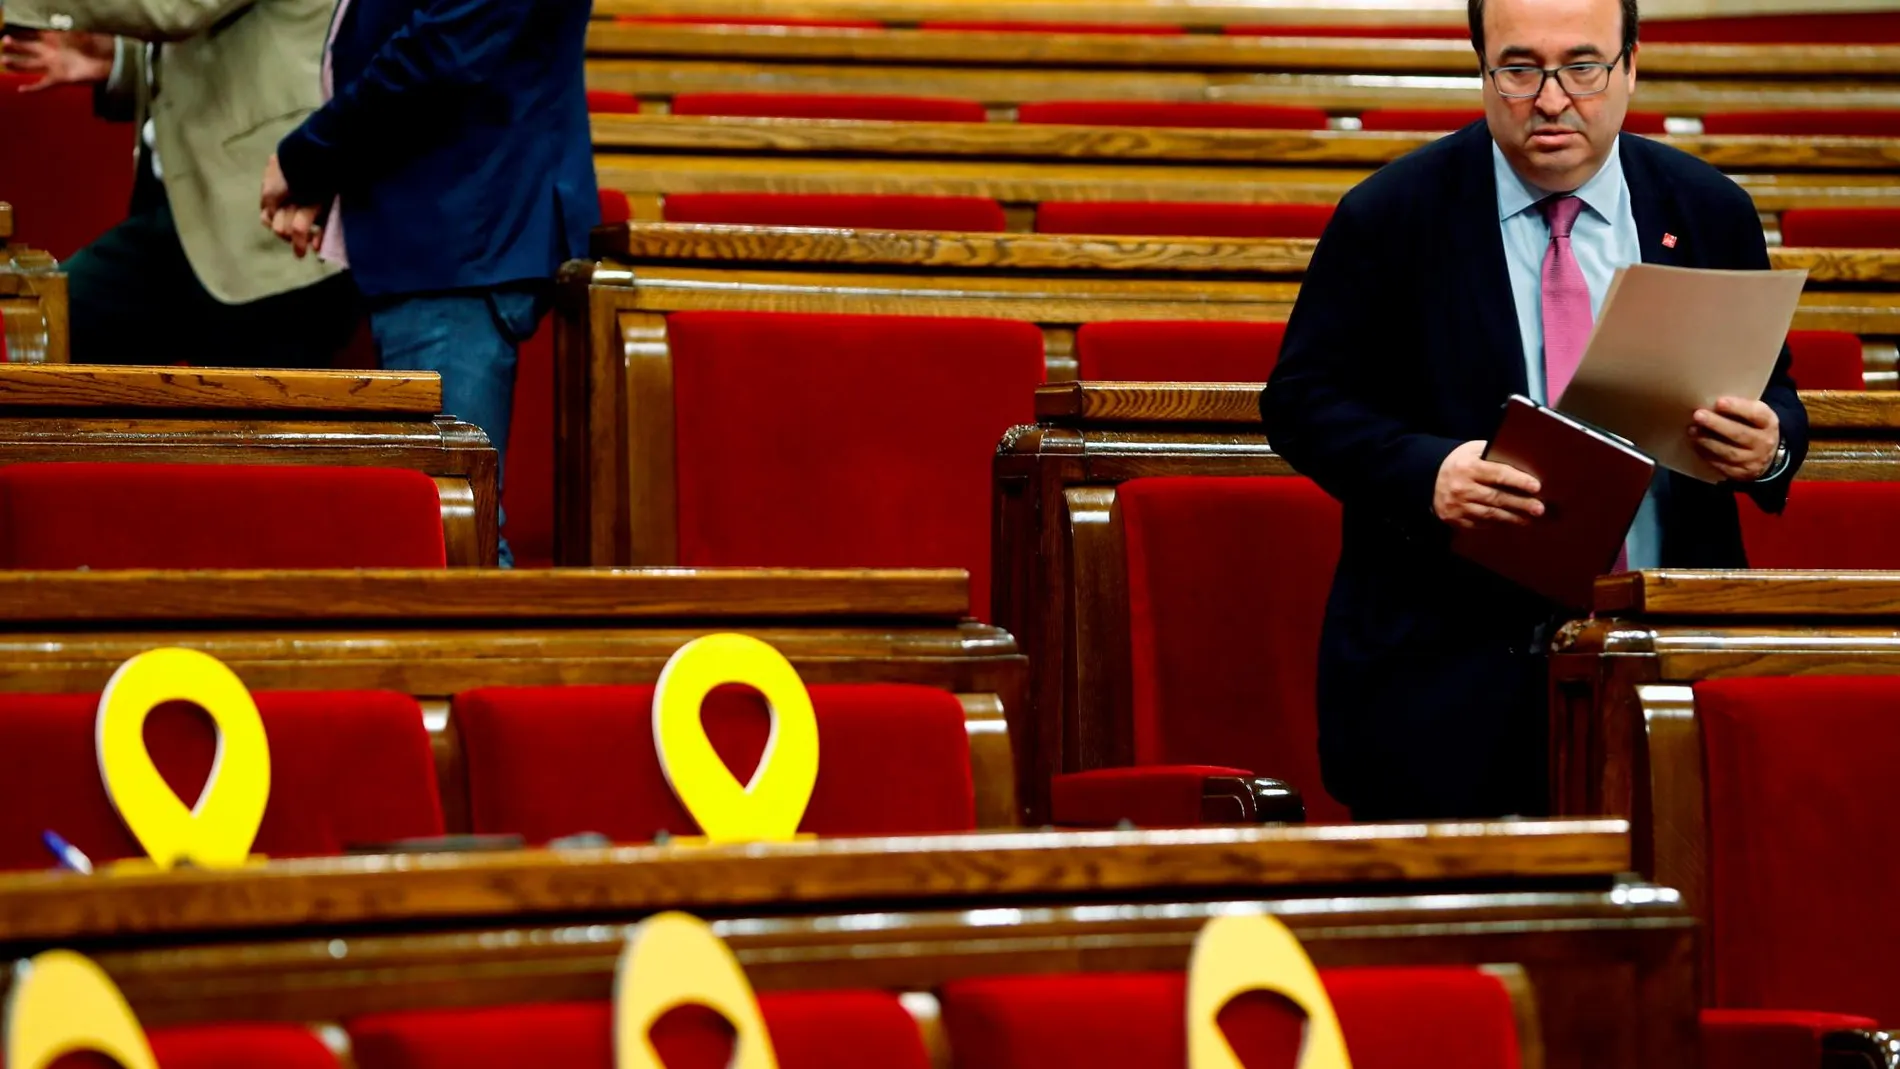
left=0, top=819, right=1698, bottom=1069
left=0, top=203, right=69, bottom=363
left=0, top=364, right=498, bottom=566
left=0, top=567, right=1027, bottom=829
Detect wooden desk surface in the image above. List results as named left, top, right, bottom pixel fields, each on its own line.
left=0, top=202, right=11, bottom=242
left=0, top=366, right=443, bottom=415
left=0, top=820, right=1627, bottom=946
left=1593, top=569, right=1900, bottom=617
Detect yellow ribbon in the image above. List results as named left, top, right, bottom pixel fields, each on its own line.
left=4, top=950, right=158, bottom=1069
left=1188, top=914, right=1353, bottom=1069
left=614, top=912, right=779, bottom=1069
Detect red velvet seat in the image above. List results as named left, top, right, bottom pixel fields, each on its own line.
left=349, top=992, right=929, bottom=1069
left=1055, top=475, right=1346, bottom=826
left=454, top=683, right=976, bottom=843
left=1689, top=676, right=1900, bottom=1063
left=664, top=193, right=1007, bottom=231
left=0, top=73, right=135, bottom=260
left=0, top=462, right=447, bottom=569
left=1739, top=481, right=1900, bottom=570
left=1075, top=321, right=1286, bottom=381
left=1037, top=201, right=1333, bottom=239
left=612, top=14, right=884, bottom=28
left=1701, top=111, right=1900, bottom=138
left=1017, top=100, right=1330, bottom=131
left=0, top=690, right=443, bottom=870
left=1780, top=209, right=1900, bottom=250
left=1221, top=24, right=1470, bottom=38
left=667, top=311, right=1045, bottom=621
left=939, top=967, right=1523, bottom=1069
left=1358, top=108, right=1668, bottom=135
left=921, top=21, right=1184, bottom=34
left=586, top=89, right=642, bottom=114
left=86, top=1023, right=344, bottom=1069
left=1785, top=331, right=1865, bottom=391
left=1643, top=12, right=1900, bottom=42
left=671, top=92, right=988, bottom=122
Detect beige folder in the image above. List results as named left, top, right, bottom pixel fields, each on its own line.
left=1554, top=263, right=1808, bottom=483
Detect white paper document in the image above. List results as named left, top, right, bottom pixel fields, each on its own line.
left=1554, top=263, right=1808, bottom=483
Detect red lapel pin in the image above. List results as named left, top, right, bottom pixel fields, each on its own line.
left=1662, top=233, right=1679, bottom=248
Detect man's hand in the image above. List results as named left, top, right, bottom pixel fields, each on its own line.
left=1434, top=439, right=1544, bottom=529
left=259, top=153, right=321, bottom=258
left=1689, top=396, right=1780, bottom=482
left=1, top=30, right=114, bottom=90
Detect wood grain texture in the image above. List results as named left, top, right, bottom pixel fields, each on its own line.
left=592, top=0, right=1470, bottom=28
left=0, top=568, right=972, bottom=622
left=0, top=820, right=1628, bottom=943
left=1593, top=570, right=1900, bottom=618
left=1035, top=381, right=1266, bottom=423
left=1799, top=389, right=1900, bottom=429
left=0, top=366, right=443, bottom=414
left=0, top=203, right=11, bottom=241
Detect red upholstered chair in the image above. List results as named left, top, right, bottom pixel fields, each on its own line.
left=1075, top=321, right=1285, bottom=381
left=454, top=683, right=976, bottom=843
left=1738, top=481, right=1900, bottom=570
left=1221, top=24, right=1470, bottom=38
left=671, top=92, right=988, bottom=122
left=1053, top=475, right=1348, bottom=826
left=0, top=690, right=443, bottom=870
left=0, top=73, right=134, bottom=260
left=1702, top=111, right=1900, bottom=138
left=666, top=311, right=1045, bottom=621
left=1643, top=12, right=1900, bottom=42
left=939, top=967, right=1524, bottom=1069
left=1359, top=108, right=1668, bottom=134
left=1785, top=331, right=1865, bottom=391
left=1037, top=202, right=1333, bottom=239
left=122, top=1023, right=343, bottom=1069
left=664, top=193, right=1007, bottom=232
left=586, top=89, right=642, bottom=114
left=921, top=21, right=1184, bottom=34
left=349, top=992, right=930, bottom=1069
left=1016, top=100, right=1330, bottom=130
left=612, top=14, right=884, bottom=28
left=1780, top=209, right=1900, bottom=250
left=0, top=462, right=447, bottom=569
left=1682, top=677, right=1900, bottom=1066
left=598, top=188, right=633, bottom=225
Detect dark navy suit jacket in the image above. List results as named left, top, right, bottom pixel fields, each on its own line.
left=276, top=0, right=598, bottom=297
left=1261, top=123, right=1808, bottom=819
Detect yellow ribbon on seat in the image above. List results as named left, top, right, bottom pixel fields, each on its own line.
left=614, top=912, right=779, bottom=1069
left=1188, top=914, right=1353, bottom=1069
left=4, top=950, right=158, bottom=1069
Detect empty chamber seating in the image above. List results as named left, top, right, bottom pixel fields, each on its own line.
left=453, top=683, right=977, bottom=842
left=1037, top=202, right=1333, bottom=239
left=0, top=463, right=449, bottom=569
left=1075, top=321, right=1287, bottom=381
left=670, top=92, right=988, bottom=121
left=1700, top=110, right=1900, bottom=136
left=1358, top=109, right=1667, bottom=133
left=1016, top=101, right=1330, bottom=130
left=1779, top=209, right=1900, bottom=249
left=663, top=193, right=1008, bottom=231
left=1785, top=330, right=1865, bottom=390
left=1739, top=481, right=1900, bottom=569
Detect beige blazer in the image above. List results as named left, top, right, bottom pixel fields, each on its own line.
left=10, top=0, right=344, bottom=303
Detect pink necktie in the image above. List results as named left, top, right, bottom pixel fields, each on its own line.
left=1540, top=195, right=1590, bottom=406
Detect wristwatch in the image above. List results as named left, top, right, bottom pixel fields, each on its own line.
left=1756, top=435, right=1791, bottom=483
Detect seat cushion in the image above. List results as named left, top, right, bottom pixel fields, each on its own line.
left=672, top=92, right=987, bottom=122
left=1017, top=101, right=1329, bottom=130
left=1038, top=201, right=1333, bottom=240
left=1076, top=321, right=1285, bottom=381
left=664, top=193, right=1007, bottom=232
left=1694, top=677, right=1900, bottom=1021
left=1780, top=209, right=1900, bottom=249
left=0, top=74, right=134, bottom=260
left=1119, top=476, right=1347, bottom=821
left=668, top=311, right=1045, bottom=621
left=1738, top=481, right=1900, bottom=569
left=0, top=690, right=442, bottom=870
left=586, top=89, right=641, bottom=113
left=939, top=967, right=1520, bottom=1069
left=0, top=463, right=446, bottom=569
left=1702, top=111, right=1900, bottom=137
left=455, top=683, right=975, bottom=842
left=1701, top=1008, right=1883, bottom=1069
left=1051, top=765, right=1256, bottom=827
left=1785, top=330, right=1864, bottom=390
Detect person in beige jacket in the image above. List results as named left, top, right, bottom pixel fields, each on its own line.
left=1, top=0, right=357, bottom=365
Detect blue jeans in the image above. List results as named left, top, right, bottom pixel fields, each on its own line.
left=370, top=286, right=545, bottom=567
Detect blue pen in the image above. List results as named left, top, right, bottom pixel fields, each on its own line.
left=41, top=830, right=93, bottom=875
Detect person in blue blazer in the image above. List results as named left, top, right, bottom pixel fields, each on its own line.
left=258, top=0, right=599, bottom=565
left=1262, top=0, right=1807, bottom=821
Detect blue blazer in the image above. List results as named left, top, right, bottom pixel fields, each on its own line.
left=1261, top=123, right=1808, bottom=819
left=276, top=0, right=598, bottom=297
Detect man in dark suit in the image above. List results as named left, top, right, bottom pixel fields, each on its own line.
left=256, top=0, right=598, bottom=565
left=1262, top=0, right=1807, bottom=821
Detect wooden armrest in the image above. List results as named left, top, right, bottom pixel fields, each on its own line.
left=1200, top=776, right=1306, bottom=825
left=1824, top=1030, right=1900, bottom=1069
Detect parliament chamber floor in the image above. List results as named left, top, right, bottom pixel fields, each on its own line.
left=6, top=1, right=1900, bottom=1067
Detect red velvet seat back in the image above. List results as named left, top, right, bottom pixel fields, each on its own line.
left=586, top=89, right=642, bottom=113
left=1017, top=101, right=1330, bottom=130
left=0, top=690, right=443, bottom=870
left=1038, top=200, right=1333, bottom=239
left=1780, top=209, right=1900, bottom=249
left=1738, top=481, right=1900, bottom=569
left=922, top=20, right=1184, bottom=34
left=55, top=1023, right=343, bottom=1069
left=668, top=311, right=1045, bottom=621
left=455, top=683, right=975, bottom=842
left=1702, top=111, right=1900, bottom=138
left=939, top=967, right=1521, bottom=1069
left=348, top=993, right=929, bottom=1069
left=1358, top=108, right=1667, bottom=134
left=613, top=14, right=884, bottom=28
left=664, top=193, right=1007, bottom=231
left=1786, top=330, right=1865, bottom=390
left=0, top=462, right=447, bottom=569
left=1076, top=321, right=1285, bottom=381
left=1119, top=476, right=1346, bottom=821
left=1643, top=12, right=1900, bottom=41
left=1693, top=676, right=1900, bottom=1021
left=671, top=92, right=987, bottom=122
left=0, top=74, right=134, bottom=260
left=1221, top=24, right=1470, bottom=38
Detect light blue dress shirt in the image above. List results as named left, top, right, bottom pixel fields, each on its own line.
left=1493, top=139, right=1663, bottom=570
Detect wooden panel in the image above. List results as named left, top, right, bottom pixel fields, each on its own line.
left=1593, top=570, right=1900, bottom=618
left=0, top=366, right=443, bottom=414
left=0, top=202, right=11, bottom=241
left=0, top=820, right=1629, bottom=944
left=1037, top=381, right=1265, bottom=423
left=592, top=0, right=1469, bottom=30
left=1801, top=388, right=1900, bottom=429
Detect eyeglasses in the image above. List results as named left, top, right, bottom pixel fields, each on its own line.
left=1487, top=48, right=1629, bottom=99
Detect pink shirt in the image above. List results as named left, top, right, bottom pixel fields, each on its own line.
left=316, top=0, right=350, bottom=266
